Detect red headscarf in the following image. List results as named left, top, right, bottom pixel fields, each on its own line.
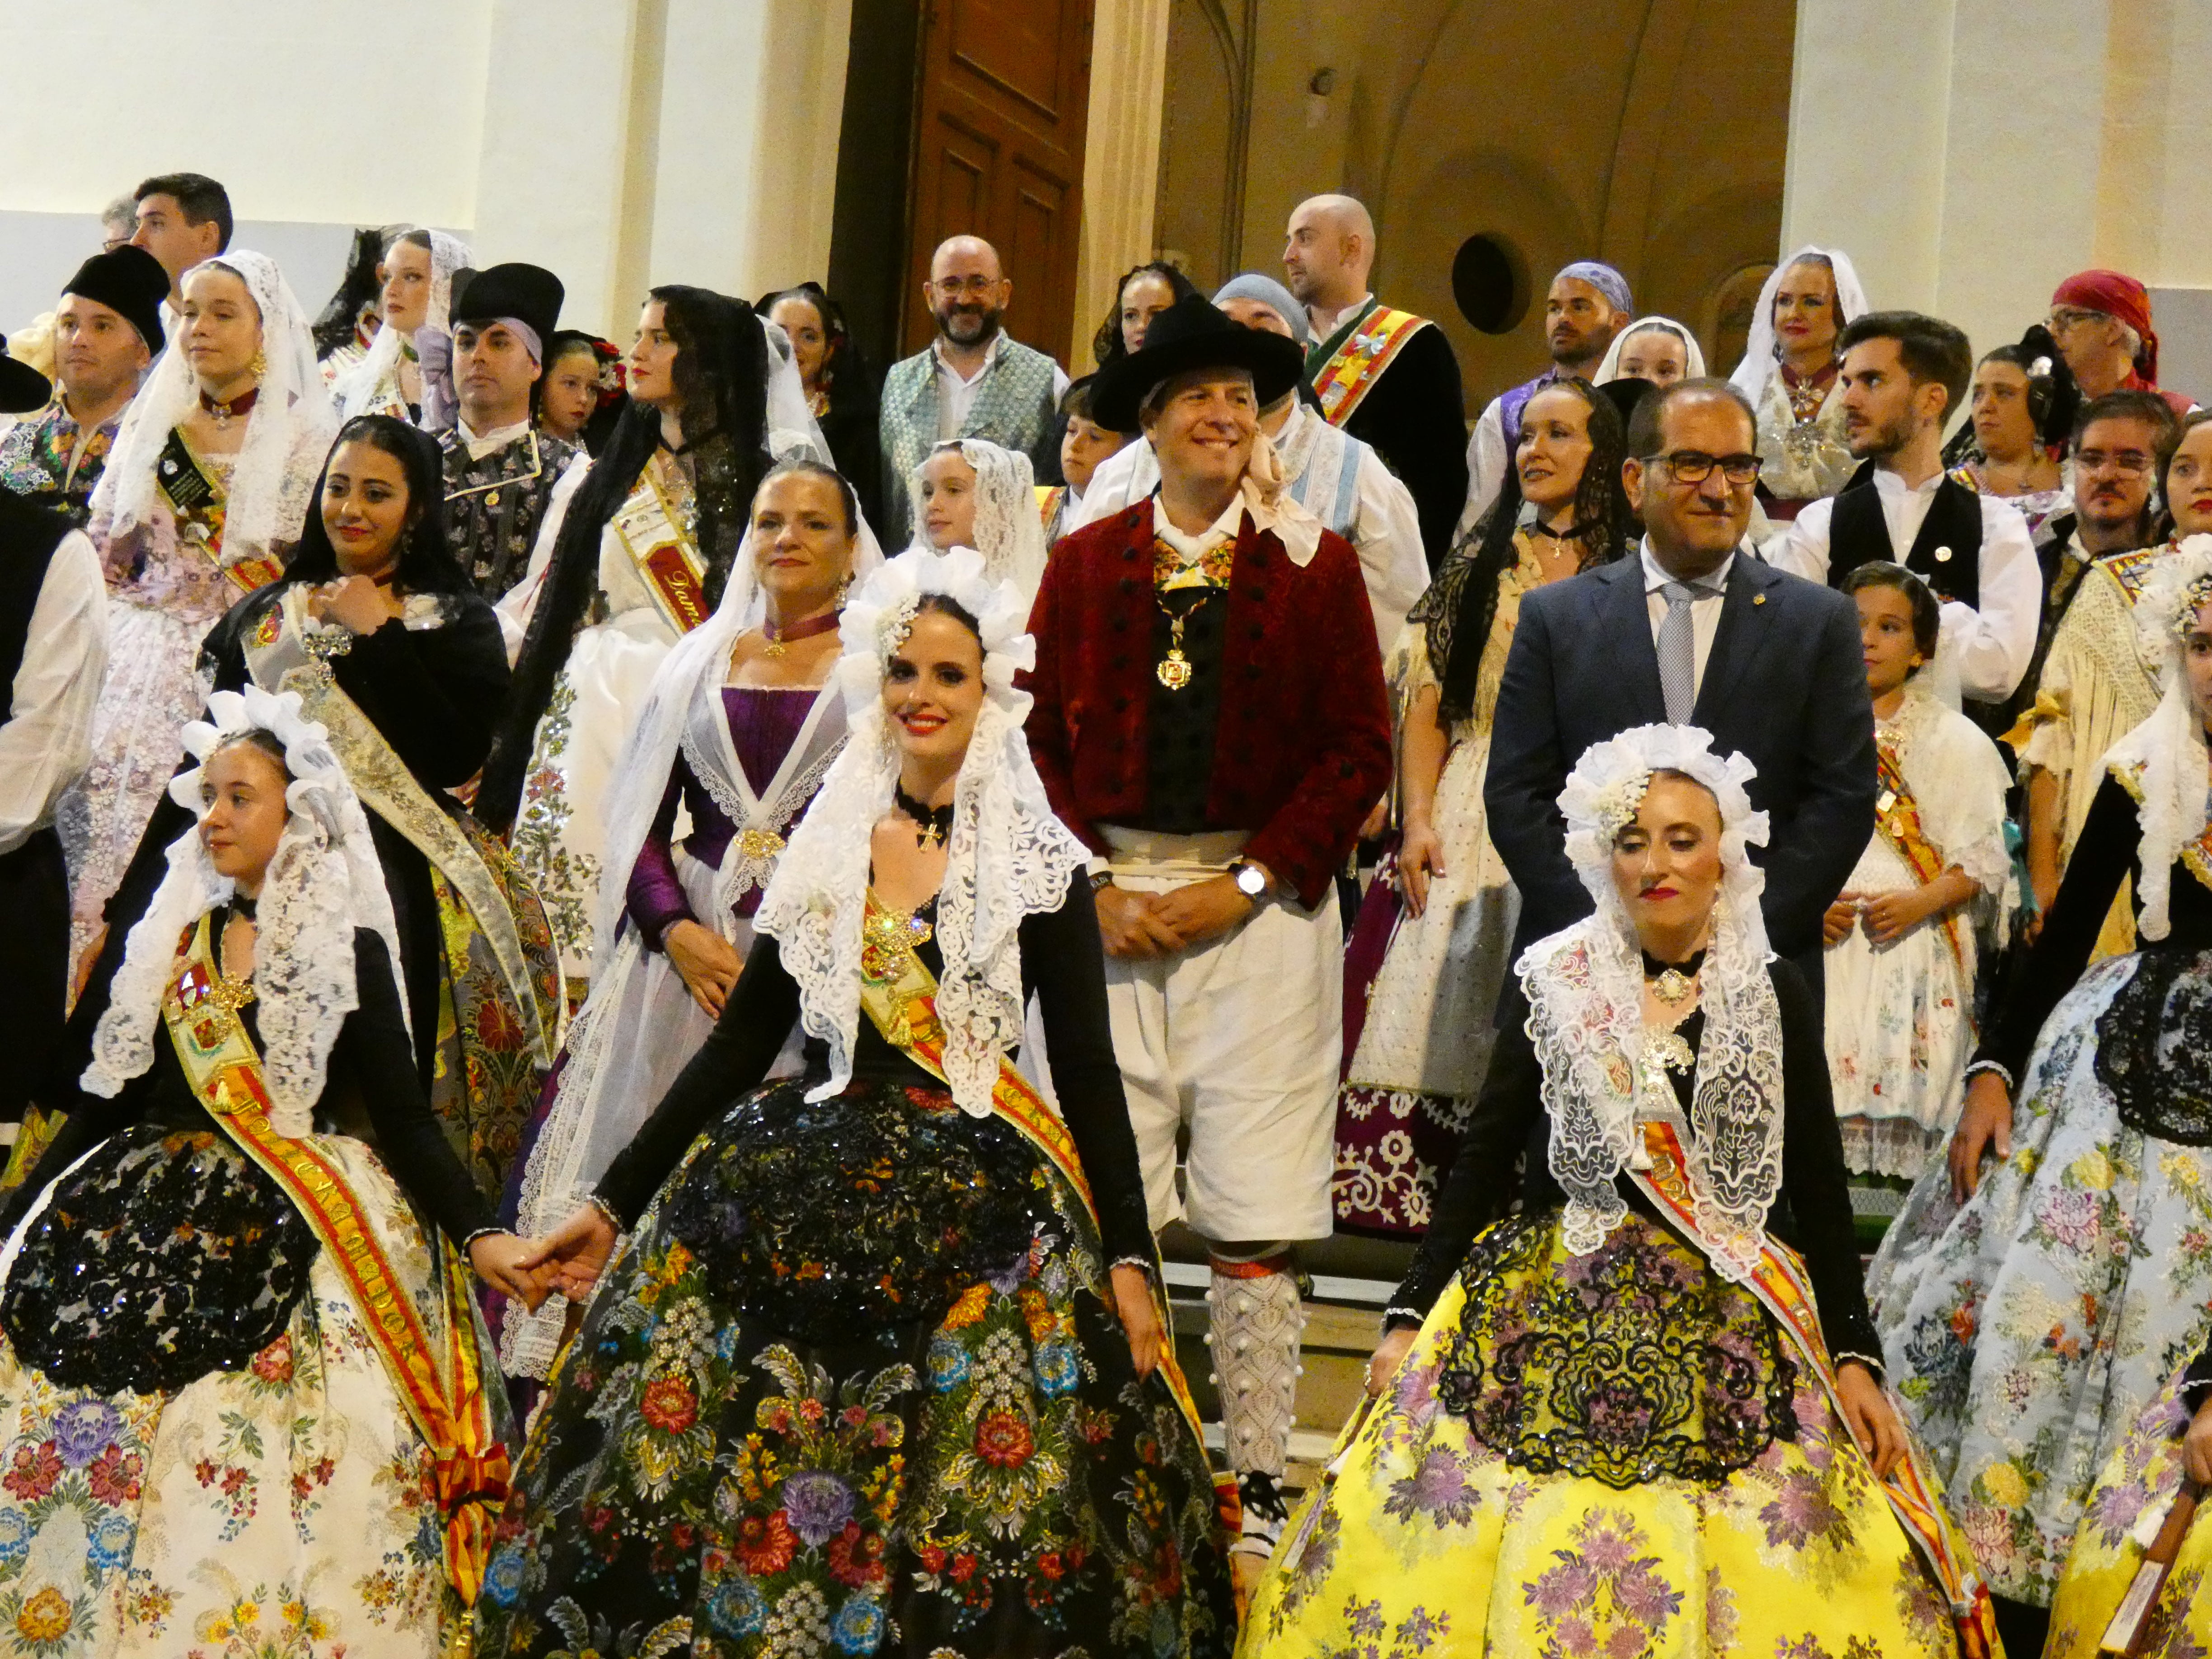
left=2053, top=269, right=2160, bottom=384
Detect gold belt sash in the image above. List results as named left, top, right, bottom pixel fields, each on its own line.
left=1626, top=1120, right=1998, bottom=1658
left=851, top=892, right=1240, bottom=1538
left=161, top=916, right=509, bottom=1602
left=612, top=454, right=709, bottom=635
left=1309, top=305, right=1429, bottom=427
left=245, top=587, right=557, bottom=1065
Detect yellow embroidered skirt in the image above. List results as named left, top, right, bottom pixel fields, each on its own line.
left=2046, top=1370, right=2211, bottom=1659
left=1241, top=1210, right=1975, bottom=1659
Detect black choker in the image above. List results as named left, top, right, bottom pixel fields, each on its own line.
left=1641, top=947, right=1706, bottom=1008
left=1528, top=518, right=1595, bottom=542
left=227, top=893, right=257, bottom=921
left=893, top=783, right=954, bottom=851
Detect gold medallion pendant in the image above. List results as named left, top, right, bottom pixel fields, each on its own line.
left=1650, top=967, right=1697, bottom=1007
left=1157, top=651, right=1193, bottom=691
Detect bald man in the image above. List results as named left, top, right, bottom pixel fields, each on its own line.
left=1284, top=194, right=1467, bottom=567
left=879, top=234, right=1069, bottom=544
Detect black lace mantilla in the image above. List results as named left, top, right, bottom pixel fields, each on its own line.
left=661, top=1076, right=1051, bottom=1344
left=1433, top=1208, right=1797, bottom=1490
left=2095, top=948, right=2212, bottom=1146
left=1, top=1125, right=317, bottom=1393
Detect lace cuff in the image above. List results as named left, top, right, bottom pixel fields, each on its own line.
left=586, top=1192, right=628, bottom=1233
left=2019, top=717, right=2071, bottom=782
left=461, top=1227, right=509, bottom=1249
left=1834, top=1350, right=1887, bottom=1382
left=1949, top=829, right=2016, bottom=901
left=1963, top=1059, right=2014, bottom=1090
left=1382, top=1305, right=1425, bottom=1331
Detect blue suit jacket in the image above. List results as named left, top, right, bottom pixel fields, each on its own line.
left=1484, top=550, right=1878, bottom=961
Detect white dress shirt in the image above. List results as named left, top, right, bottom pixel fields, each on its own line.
left=1069, top=404, right=1432, bottom=651
left=0, top=530, right=108, bottom=853
left=933, top=333, right=1070, bottom=442
left=1640, top=540, right=1734, bottom=701
left=1778, top=467, right=2038, bottom=702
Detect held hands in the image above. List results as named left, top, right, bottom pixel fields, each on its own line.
left=468, top=1233, right=559, bottom=1312
left=1397, top=820, right=1446, bottom=918
left=306, top=575, right=402, bottom=635
left=1095, top=875, right=1256, bottom=960
left=1108, top=1264, right=1163, bottom=1379
left=511, top=1204, right=622, bottom=1304
left=1948, top=1071, right=2015, bottom=1202
left=1823, top=894, right=1860, bottom=947
left=664, top=919, right=744, bottom=1017
left=1836, top=1360, right=1905, bottom=1479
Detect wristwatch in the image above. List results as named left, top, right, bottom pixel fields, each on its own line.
left=1228, top=858, right=1268, bottom=899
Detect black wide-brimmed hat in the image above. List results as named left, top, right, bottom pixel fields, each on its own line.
left=1091, top=293, right=1306, bottom=432
left=59, top=244, right=169, bottom=353
left=0, top=340, right=51, bottom=415
left=450, top=262, right=564, bottom=355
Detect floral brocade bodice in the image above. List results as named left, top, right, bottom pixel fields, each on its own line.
left=100, top=437, right=240, bottom=623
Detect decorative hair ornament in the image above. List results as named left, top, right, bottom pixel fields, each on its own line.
left=2110, top=535, right=2212, bottom=941
left=84, top=686, right=406, bottom=1126
left=757, top=548, right=1078, bottom=1116
left=1528, top=723, right=1783, bottom=1283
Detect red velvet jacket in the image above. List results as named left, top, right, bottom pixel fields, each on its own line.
left=1022, top=501, right=1393, bottom=908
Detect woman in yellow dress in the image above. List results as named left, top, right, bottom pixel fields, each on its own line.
left=1242, top=724, right=1996, bottom=1659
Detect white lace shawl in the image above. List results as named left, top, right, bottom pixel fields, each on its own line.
left=913, top=438, right=1050, bottom=601
left=753, top=547, right=1086, bottom=1114
left=587, top=518, right=880, bottom=974
left=1596, top=315, right=1709, bottom=383
left=1882, top=682, right=2016, bottom=899
left=89, top=250, right=337, bottom=572
left=331, top=230, right=472, bottom=421
left=1525, top=723, right=1784, bottom=1283
left=1726, top=246, right=1870, bottom=410
left=2106, top=535, right=2212, bottom=940
left=82, top=687, right=406, bottom=1133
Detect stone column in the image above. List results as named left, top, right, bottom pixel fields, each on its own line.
left=1071, top=0, right=1172, bottom=371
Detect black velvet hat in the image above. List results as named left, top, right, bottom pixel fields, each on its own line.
left=450, top=262, right=564, bottom=356
left=59, top=245, right=168, bottom=353
left=1091, top=294, right=1306, bottom=432
left=0, top=341, right=51, bottom=415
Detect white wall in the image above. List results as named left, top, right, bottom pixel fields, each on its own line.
left=0, top=0, right=850, bottom=342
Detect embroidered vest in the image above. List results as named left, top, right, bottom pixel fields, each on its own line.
left=1828, top=463, right=1984, bottom=610
left=441, top=428, right=579, bottom=601
left=0, top=403, right=114, bottom=527
left=880, top=339, right=1059, bottom=539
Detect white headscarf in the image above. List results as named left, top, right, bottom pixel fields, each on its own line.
left=89, top=249, right=336, bottom=576
left=332, top=229, right=472, bottom=421
left=1727, top=246, right=1870, bottom=409
left=1520, top=723, right=1783, bottom=1284
left=589, top=467, right=884, bottom=973
left=1596, top=315, right=1709, bottom=384
left=912, top=438, right=1051, bottom=600
left=83, top=687, right=406, bottom=1130
left=2106, top=536, right=2212, bottom=942
left=754, top=547, right=1086, bottom=1115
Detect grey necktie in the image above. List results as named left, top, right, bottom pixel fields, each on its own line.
left=1657, top=580, right=1706, bottom=724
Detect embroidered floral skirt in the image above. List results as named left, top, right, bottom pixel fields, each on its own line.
left=1332, top=734, right=1516, bottom=1237
left=2044, top=1364, right=2212, bottom=1659
left=1242, top=1209, right=1970, bottom=1659
left=469, top=1077, right=1235, bottom=1658
left=0, top=1125, right=502, bottom=1656
left=1869, top=952, right=2212, bottom=1606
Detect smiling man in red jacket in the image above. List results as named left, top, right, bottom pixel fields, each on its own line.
left=1022, top=294, right=1392, bottom=1575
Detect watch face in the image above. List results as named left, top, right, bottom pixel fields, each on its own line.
left=1235, top=864, right=1264, bottom=896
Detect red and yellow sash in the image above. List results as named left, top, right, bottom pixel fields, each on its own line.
left=155, top=426, right=283, bottom=595
left=1874, top=738, right=1970, bottom=979
left=1627, top=1120, right=1999, bottom=1659
left=1035, top=483, right=1066, bottom=532
left=1310, top=305, right=1429, bottom=427
left=162, top=916, right=510, bottom=1603
left=612, top=450, right=709, bottom=635
left=852, top=894, right=1240, bottom=1539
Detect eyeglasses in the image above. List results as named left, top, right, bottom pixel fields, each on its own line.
left=2076, top=448, right=2152, bottom=476
left=932, top=275, right=999, bottom=298
left=2047, top=306, right=2104, bottom=332
left=1645, top=450, right=1762, bottom=487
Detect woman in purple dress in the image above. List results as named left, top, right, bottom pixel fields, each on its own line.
left=495, top=459, right=873, bottom=1382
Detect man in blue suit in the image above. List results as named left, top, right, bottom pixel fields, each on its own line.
left=1486, top=377, right=1877, bottom=982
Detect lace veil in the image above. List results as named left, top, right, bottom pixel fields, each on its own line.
left=912, top=438, right=1050, bottom=598
left=1727, top=246, right=1870, bottom=410
left=2107, top=534, right=2212, bottom=941
left=331, top=229, right=472, bottom=420
left=82, top=686, right=406, bottom=1129
left=753, top=546, right=1086, bottom=1114
left=91, top=249, right=337, bottom=572
left=1520, top=722, right=1783, bottom=1283
left=590, top=498, right=885, bottom=973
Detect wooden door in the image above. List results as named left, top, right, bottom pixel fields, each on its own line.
left=900, top=0, right=1095, bottom=360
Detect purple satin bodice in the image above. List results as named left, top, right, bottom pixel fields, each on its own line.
left=625, top=687, right=817, bottom=944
